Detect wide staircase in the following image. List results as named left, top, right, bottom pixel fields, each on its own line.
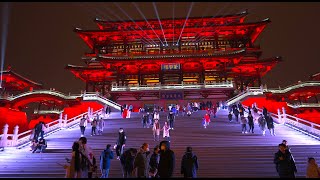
left=0, top=109, right=320, bottom=178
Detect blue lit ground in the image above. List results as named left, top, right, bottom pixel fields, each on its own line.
left=0, top=109, right=320, bottom=178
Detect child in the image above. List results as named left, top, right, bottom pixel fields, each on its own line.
left=228, top=112, right=233, bottom=122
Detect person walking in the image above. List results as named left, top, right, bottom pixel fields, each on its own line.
left=142, top=114, right=148, bottom=128
left=99, top=144, right=114, bottom=178
left=306, top=157, right=320, bottom=178
left=133, top=143, right=151, bottom=178
left=233, top=108, right=239, bottom=122
left=65, top=141, right=82, bottom=178
left=162, top=121, right=170, bottom=142
left=40, top=121, right=47, bottom=139
left=149, top=145, right=160, bottom=178
left=91, top=117, right=97, bottom=136
left=33, top=122, right=42, bottom=140
left=107, top=105, right=111, bottom=116
left=274, top=143, right=297, bottom=178
left=266, top=113, right=276, bottom=136
left=248, top=113, right=254, bottom=133
left=258, top=114, right=267, bottom=136
left=158, top=141, right=175, bottom=178
left=203, top=113, right=211, bottom=128
left=240, top=115, right=248, bottom=134
left=78, top=137, right=96, bottom=178
left=167, top=111, right=175, bottom=130
left=228, top=112, right=233, bottom=122
left=115, top=128, right=126, bottom=160
left=152, top=119, right=161, bottom=141
left=79, top=115, right=87, bottom=137
left=97, top=117, right=105, bottom=135
left=262, top=106, right=268, bottom=120
left=181, top=147, right=199, bottom=178
left=120, top=148, right=138, bottom=178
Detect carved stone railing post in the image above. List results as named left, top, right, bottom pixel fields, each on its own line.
left=1, top=124, right=9, bottom=147
left=59, top=113, right=63, bottom=128
left=282, top=107, right=287, bottom=123
left=277, top=109, right=283, bottom=124
left=64, top=114, right=68, bottom=128
left=12, top=125, right=19, bottom=146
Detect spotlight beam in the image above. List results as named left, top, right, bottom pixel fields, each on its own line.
left=172, top=2, right=175, bottom=45
left=176, top=2, right=194, bottom=45
left=113, top=2, right=157, bottom=45
left=100, top=4, right=155, bottom=45
left=194, top=6, right=235, bottom=44
left=195, top=8, right=252, bottom=44
left=0, top=2, right=10, bottom=88
left=132, top=2, right=164, bottom=46
left=184, top=2, right=230, bottom=45
left=152, top=2, right=168, bottom=46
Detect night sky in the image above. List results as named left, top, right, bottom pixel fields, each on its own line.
left=1, top=2, right=320, bottom=94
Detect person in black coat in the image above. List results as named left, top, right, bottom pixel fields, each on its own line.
left=116, top=128, right=126, bottom=159
left=149, top=145, right=160, bottom=178
left=181, top=146, right=199, bottom=178
left=158, top=141, right=175, bottom=178
left=228, top=112, right=233, bottom=122
left=262, top=106, right=268, bottom=119
left=233, top=108, right=239, bottom=122
left=266, top=114, right=275, bottom=136
left=274, top=143, right=297, bottom=178
left=133, top=143, right=151, bottom=178
left=247, top=114, right=254, bottom=133
left=120, top=148, right=137, bottom=178
left=248, top=106, right=252, bottom=115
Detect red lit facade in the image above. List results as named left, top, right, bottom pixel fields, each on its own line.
left=0, top=68, right=42, bottom=94
left=67, top=11, right=281, bottom=104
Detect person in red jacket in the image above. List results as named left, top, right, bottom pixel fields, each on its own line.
left=203, top=113, right=211, bottom=128
left=122, top=107, right=128, bottom=119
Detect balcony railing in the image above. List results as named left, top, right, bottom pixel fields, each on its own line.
left=242, top=104, right=320, bottom=140
left=0, top=108, right=103, bottom=148
left=0, top=89, right=82, bottom=101
left=83, top=92, right=122, bottom=110
left=111, top=81, right=234, bottom=92
left=286, top=102, right=320, bottom=109
left=226, top=81, right=320, bottom=106
left=267, top=81, right=320, bottom=94
left=33, top=109, right=64, bottom=115
left=100, top=49, right=246, bottom=60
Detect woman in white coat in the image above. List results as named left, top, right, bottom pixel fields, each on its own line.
left=162, top=121, right=170, bottom=142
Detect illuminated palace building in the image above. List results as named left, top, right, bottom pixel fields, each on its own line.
left=67, top=10, right=281, bottom=106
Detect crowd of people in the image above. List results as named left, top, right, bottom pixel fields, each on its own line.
left=228, top=103, right=275, bottom=136
left=29, top=100, right=320, bottom=178
left=29, top=121, right=48, bottom=153
left=63, top=127, right=199, bottom=178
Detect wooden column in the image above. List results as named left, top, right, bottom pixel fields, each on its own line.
left=240, top=76, right=244, bottom=92
left=159, top=70, right=163, bottom=85
left=116, top=74, right=120, bottom=86
left=315, top=95, right=319, bottom=103
left=179, top=66, right=183, bottom=84
left=121, top=74, right=125, bottom=86
left=85, top=82, right=89, bottom=92
left=102, top=82, right=105, bottom=96
left=92, top=82, right=96, bottom=92
left=138, top=72, right=141, bottom=85
left=200, top=64, right=205, bottom=84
